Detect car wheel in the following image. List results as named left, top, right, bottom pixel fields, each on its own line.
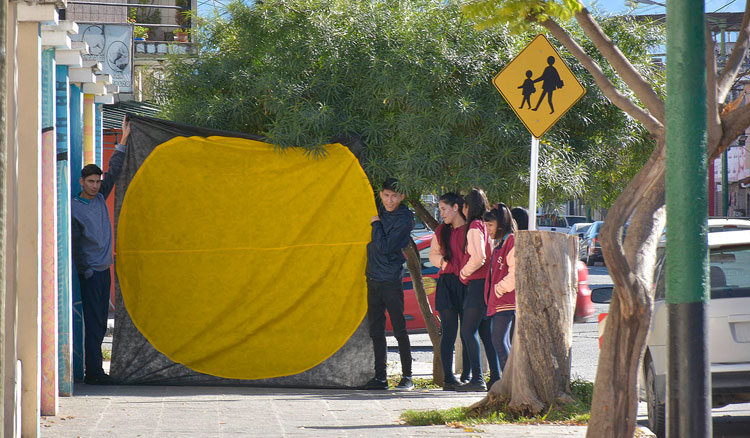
left=646, top=359, right=666, bottom=438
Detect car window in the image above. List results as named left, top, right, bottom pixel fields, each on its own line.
left=654, top=245, right=750, bottom=300
left=710, top=245, right=750, bottom=299
left=586, top=222, right=600, bottom=238
left=538, top=214, right=567, bottom=227
left=566, top=216, right=587, bottom=225
left=568, top=224, right=588, bottom=235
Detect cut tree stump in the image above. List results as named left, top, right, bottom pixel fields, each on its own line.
left=476, top=230, right=578, bottom=415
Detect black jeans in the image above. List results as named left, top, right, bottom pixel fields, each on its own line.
left=491, top=310, right=515, bottom=372
left=79, top=268, right=111, bottom=377
left=367, top=279, right=412, bottom=380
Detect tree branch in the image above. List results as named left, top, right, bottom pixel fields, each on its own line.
left=409, top=198, right=440, bottom=230
left=717, top=102, right=750, bottom=159
left=599, top=136, right=665, bottom=316
left=541, top=19, right=664, bottom=136
left=573, top=6, right=666, bottom=124
left=706, top=24, right=723, bottom=150
left=717, top=0, right=750, bottom=103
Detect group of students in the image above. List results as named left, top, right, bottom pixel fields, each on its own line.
left=363, top=179, right=527, bottom=392
left=429, top=190, right=528, bottom=391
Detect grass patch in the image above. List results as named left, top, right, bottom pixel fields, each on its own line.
left=387, top=376, right=440, bottom=389
left=401, top=407, right=471, bottom=426
left=401, top=377, right=593, bottom=427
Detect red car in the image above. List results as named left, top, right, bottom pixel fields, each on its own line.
left=386, top=233, right=595, bottom=332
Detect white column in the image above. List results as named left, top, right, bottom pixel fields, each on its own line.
left=16, top=2, right=58, bottom=436
left=4, top=4, right=18, bottom=436
left=17, top=19, right=43, bottom=438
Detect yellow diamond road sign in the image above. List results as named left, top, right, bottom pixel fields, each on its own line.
left=493, top=34, right=585, bottom=139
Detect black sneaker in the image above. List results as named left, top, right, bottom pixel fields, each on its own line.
left=455, top=379, right=486, bottom=392
left=395, top=376, right=414, bottom=391
left=84, top=373, right=115, bottom=385
left=442, top=380, right=462, bottom=391
left=361, top=377, right=388, bottom=390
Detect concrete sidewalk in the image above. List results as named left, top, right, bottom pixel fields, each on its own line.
left=40, top=384, right=588, bottom=437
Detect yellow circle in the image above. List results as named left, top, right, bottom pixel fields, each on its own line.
left=116, top=136, right=375, bottom=379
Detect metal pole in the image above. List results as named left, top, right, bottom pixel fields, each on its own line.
left=528, top=135, right=539, bottom=231
left=721, top=28, right=730, bottom=216
left=722, top=151, right=729, bottom=215
left=665, top=1, right=711, bottom=437
left=0, top=0, right=7, bottom=429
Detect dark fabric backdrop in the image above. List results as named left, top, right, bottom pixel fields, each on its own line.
left=110, top=115, right=372, bottom=386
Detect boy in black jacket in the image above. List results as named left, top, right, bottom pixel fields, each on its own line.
left=362, top=178, right=415, bottom=390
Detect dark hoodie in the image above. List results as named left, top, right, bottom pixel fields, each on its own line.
left=366, top=203, right=414, bottom=283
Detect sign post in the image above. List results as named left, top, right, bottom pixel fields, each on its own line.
left=529, top=135, right=539, bottom=230
left=492, top=34, right=585, bottom=225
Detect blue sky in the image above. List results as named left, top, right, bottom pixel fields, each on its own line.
left=583, top=0, right=745, bottom=14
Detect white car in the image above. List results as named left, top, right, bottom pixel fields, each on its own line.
left=593, top=228, right=750, bottom=437
left=536, top=214, right=587, bottom=233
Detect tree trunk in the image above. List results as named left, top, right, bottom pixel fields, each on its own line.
left=586, top=160, right=666, bottom=438
left=404, top=239, right=443, bottom=385
left=473, top=231, right=577, bottom=415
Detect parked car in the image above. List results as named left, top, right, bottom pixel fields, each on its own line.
left=592, top=228, right=750, bottom=437
left=537, top=213, right=569, bottom=233
left=707, top=217, right=750, bottom=232
left=568, top=222, right=592, bottom=237
left=537, top=214, right=587, bottom=233
left=389, top=232, right=595, bottom=332
left=580, top=221, right=604, bottom=266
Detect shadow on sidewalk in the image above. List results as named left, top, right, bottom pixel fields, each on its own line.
left=73, top=384, right=483, bottom=401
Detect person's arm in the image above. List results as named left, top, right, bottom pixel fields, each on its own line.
left=495, top=244, right=516, bottom=297
left=428, top=233, right=447, bottom=271
left=71, top=217, right=93, bottom=278
left=100, top=116, right=129, bottom=199
left=459, top=227, right=487, bottom=280
left=370, top=217, right=412, bottom=255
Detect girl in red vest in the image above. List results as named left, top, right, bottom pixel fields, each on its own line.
left=484, top=203, right=518, bottom=374
left=457, top=189, right=500, bottom=391
left=428, top=193, right=469, bottom=390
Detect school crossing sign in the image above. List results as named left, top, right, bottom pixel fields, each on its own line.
left=492, top=34, right=585, bottom=138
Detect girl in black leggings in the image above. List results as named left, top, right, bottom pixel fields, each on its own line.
left=429, top=193, right=471, bottom=390
left=483, top=204, right=517, bottom=377
left=457, top=189, right=500, bottom=392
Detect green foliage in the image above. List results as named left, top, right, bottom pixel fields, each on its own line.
left=157, top=0, right=662, bottom=208
left=462, top=0, right=583, bottom=33
left=401, top=377, right=594, bottom=426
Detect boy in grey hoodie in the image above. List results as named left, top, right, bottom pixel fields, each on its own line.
left=71, top=116, right=129, bottom=384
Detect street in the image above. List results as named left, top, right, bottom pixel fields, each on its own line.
left=389, top=263, right=750, bottom=436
